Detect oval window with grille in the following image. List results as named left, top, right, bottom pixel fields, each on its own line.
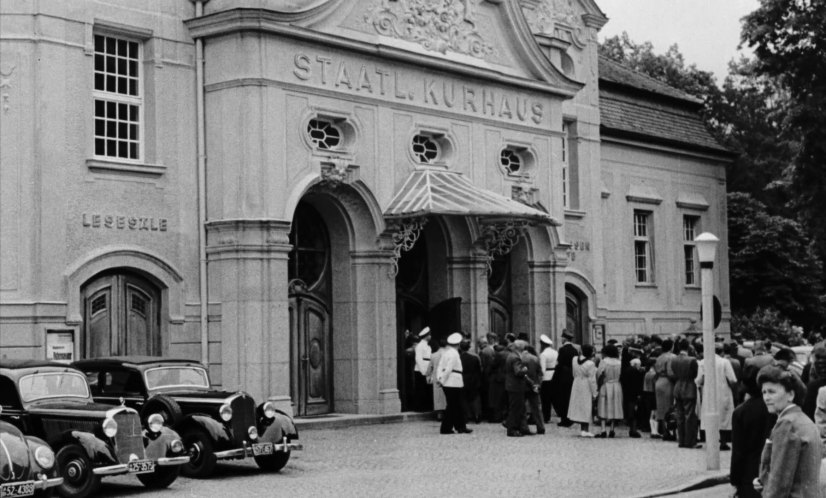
left=412, top=134, right=440, bottom=164
left=307, top=119, right=342, bottom=150
left=500, top=149, right=522, bottom=174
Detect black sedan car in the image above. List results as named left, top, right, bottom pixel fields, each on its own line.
left=0, top=416, right=62, bottom=498
left=73, top=357, right=302, bottom=478
left=0, top=360, right=189, bottom=498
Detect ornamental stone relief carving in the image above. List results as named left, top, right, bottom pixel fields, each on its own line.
left=0, top=61, right=16, bottom=113
left=364, top=0, right=494, bottom=58
left=522, top=0, right=587, bottom=48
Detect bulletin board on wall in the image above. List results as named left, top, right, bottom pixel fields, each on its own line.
left=46, top=329, right=75, bottom=363
left=592, top=323, right=606, bottom=348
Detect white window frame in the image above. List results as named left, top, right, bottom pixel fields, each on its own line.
left=634, top=210, right=653, bottom=284
left=92, top=33, right=144, bottom=163
left=561, top=122, right=569, bottom=209
left=683, top=215, right=700, bottom=286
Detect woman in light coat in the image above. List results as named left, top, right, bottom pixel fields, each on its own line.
left=696, top=342, right=737, bottom=449
left=568, top=344, right=598, bottom=437
left=426, top=338, right=448, bottom=417
left=596, top=344, right=624, bottom=438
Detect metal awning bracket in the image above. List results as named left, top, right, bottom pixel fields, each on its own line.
left=475, top=218, right=531, bottom=274
left=387, top=216, right=429, bottom=278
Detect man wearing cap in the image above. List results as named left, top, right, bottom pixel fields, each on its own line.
left=504, top=339, right=529, bottom=437
left=437, top=332, right=472, bottom=434
left=550, top=330, right=579, bottom=427
left=539, top=334, right=558, bottom=423
left=414, top=327, right=433, bottom=412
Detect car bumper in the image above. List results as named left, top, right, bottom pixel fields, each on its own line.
left=36, top=476, right=64, bottom=490
left=92, top=464, right=130, bottom=476
left=213, top=439, right=303, bottom=460
left=157, top=455, right=190, bottom=467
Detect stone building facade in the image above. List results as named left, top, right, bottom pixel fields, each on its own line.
left=0, top=0, right=731, bottom=416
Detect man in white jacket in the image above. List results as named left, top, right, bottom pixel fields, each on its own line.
left=414, top=327, right=433, bottom=411
left=437, top=332, right=472, bottom=435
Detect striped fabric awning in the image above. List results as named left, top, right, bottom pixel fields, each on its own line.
left=384, top=168, right=556, bottom=225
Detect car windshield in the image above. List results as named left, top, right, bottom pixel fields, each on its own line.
left=145, top=366, right=209, bottom=390
left=18, top=372, right=90, bottom=402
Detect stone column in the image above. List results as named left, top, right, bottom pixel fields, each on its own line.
left=205, top=219, right=293, bottom=415
left=348, top=246, right=400, bottom=414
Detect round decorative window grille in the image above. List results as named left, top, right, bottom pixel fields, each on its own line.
left=307, top=119, right=341, bottom=150
left=412, top=134, right=439, bottom=163
left=500, top=149, right=522, bottom=174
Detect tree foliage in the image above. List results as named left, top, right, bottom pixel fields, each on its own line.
left=742, top=0, right=826, bottom=263
left=727, top=192, right=825, bottom=329
left=730, top=308, right=805, bottom=346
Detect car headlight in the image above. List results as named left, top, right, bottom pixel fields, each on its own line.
left=262, top=402, right=276, bottom=419
left=34, top=446, right=55, bottom=469
left=148, top=413, right=164, bottom=434
left=248, top=426, right=258, bottom=440
left=170, top=439, right=184, bottom=453
left=102, top=417, right=118, bottom=438
left=219, top=403, right=233, bottom=422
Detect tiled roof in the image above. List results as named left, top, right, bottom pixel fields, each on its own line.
left=598, top=57, right=730, bottom=154
left=598, top=56, right=701, bottom=104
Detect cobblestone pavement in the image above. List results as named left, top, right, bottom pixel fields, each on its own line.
left=99, top=420, right=730, bottom=498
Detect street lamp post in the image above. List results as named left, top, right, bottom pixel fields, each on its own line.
left=695, top=232, right=720, bottom=471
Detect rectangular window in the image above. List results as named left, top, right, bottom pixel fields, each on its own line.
left=93, top=34, right=141, bottom=161
left=561, top=122, right=569, bottom=209
left=634, top=211, right=653, bottom=283
left=683, top=215, right=699, bottom=286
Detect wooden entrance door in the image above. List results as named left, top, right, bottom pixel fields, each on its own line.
left=289, top=288, right=331, bottom=416
left=82, top=273, right=160, bottom=358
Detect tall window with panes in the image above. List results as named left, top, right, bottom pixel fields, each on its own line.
left=683, top=216, right=699, bottom=285
left=561, top=122, right=569, bottom=209
left=634, top=211, right=653, bottom=283
left=93, top=34, right=141, bottom=161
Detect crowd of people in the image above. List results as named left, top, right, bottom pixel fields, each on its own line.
left=405, top=327, right=826, bottom=497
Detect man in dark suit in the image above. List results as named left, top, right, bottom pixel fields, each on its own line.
left=478, top=334, right=495, bottom=421
left=671, top=339, right=700, bottom=448
left=730, top=364, right=772, bottom=498
left=522, top=344, right=545, bottom=435
left=460, top=339, right=482, bottom=423
left=802, top=346, right=826, bottom=420
left=504, top=340, right=528, bottom=437
left=550, top=330, right=579, bottom=427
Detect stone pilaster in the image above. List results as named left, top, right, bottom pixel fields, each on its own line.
left=205, top=219, right=293, bottom=414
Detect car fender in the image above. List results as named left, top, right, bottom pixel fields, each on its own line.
left=177, top=415, right=231, bottom=446
left=64, top=431, right=118, bottom=466
left=24, top=436, right=59, bottom=477
left=274, top=410, right=298, bottom=439
left=143, top=426, right=184, bottom=460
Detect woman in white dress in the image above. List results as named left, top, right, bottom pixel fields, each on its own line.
left=568, top=344, right=598, bottom=437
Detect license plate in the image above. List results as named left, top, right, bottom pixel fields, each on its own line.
left=0, top=481, right=35, bottom=498
left=252, top=442, right=273, bottom=456
left=127, top=460, right=155, bottom=474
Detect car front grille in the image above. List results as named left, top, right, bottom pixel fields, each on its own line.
left=113, top=411, right=145, bottom=463
left=230, top=394, right=256, bottom=444
left=41, top=417, right=99, bottom=439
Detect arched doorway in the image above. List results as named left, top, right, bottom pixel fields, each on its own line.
left=288, top=202, right=333, bottom=416
left=565, top=284, right=589, bottom=345
left=81, top=271, right=161, bottom=358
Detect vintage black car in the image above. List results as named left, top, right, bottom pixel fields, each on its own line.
left=0, top=416, right=62, bottom=498
left=73, top=357, right=302, bottom=477
left=0, top=360, right=189, bottom=498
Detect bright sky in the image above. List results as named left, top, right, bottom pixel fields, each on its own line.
left=596, top=0, right=761, bottom=82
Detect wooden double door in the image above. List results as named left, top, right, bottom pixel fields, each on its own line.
left=82, top=273, right=161, bottom=358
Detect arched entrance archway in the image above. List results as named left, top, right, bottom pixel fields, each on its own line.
left=81, top=270, right=161, bottom=358
left=288, top=202, right=333, bottom=416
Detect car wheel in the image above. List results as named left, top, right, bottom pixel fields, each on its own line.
left=141, top=394, right=183, bottom=427
left=136, top=466, right=180, bottom=489
left=253, top=434, right=291, bottom=472
left=180, top=429, right=217, bottom=478
left=55, top=444, right=101, bottom=498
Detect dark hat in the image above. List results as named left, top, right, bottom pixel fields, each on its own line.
left=561, top=330, right=574, bottom=340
